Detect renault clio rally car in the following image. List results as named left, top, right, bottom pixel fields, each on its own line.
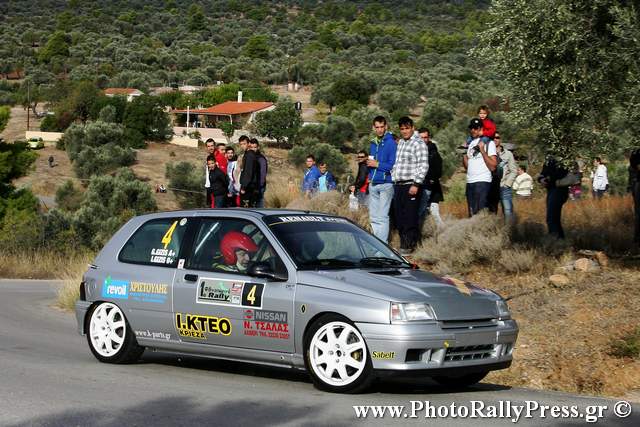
left=75, top=209, right=518, bottom=393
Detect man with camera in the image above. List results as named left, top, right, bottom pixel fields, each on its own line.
left=463, top=118, right=497, bottom=216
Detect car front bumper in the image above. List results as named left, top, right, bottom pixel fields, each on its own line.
left=356, top=319, right=518, bottom=373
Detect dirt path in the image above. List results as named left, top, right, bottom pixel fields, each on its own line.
left=0, top=106, right=41, bottom=142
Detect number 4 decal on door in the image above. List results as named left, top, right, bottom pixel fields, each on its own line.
left=241, top=283, right=264, bottom=308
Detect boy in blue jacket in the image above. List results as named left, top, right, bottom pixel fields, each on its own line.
left=367, top=116, right=397, bottom=242
left=302, top=154, right=322, bottom=197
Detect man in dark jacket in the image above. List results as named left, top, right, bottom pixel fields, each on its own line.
left=630, top=148, right=640, bottom=245
left=240, top=140, right=260, bottom=208
left=538, top=156, right=570, bottom=238
left=206, top=155, right=230, bottom=208
left=249, top=139, right=268, bottom=208
left=418, top=128, right=444, bottom=226
left=353, top=150, right=369, bottom=206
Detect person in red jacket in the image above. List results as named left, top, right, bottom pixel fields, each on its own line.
left=214, top=142, right=228, bottom=175
left=478, top=105, right=496, bottom=139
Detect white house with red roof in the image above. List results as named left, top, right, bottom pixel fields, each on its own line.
left=104, top=88, right=143, bottom=102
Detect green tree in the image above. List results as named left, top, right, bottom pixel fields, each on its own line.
left=323, top=115, right=356, bottom=149
left=477, top=0, right=640, bottom=160
left=38, top=31, right=70, bottom=63
left=243, top=35, right=270, bottom=59
left=55, top=180, right=83, bottom=212
left=73, top=168, right=157, bottom=249
left=420, top=99, right=455, bottom=131
left=123, top=95, right=171, bottom=141
left=254, top=99, right=302, bottom=146
left=187, top=4, right=205, bottom=31
left=0, top=106, right=9, bottom=133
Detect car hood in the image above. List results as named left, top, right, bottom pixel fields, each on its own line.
left=297, top=268, right=500, bottom=320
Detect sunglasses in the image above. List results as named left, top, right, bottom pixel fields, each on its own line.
left=494, top=136, right=501, bottom=139
left=357, top=156, right=366, bottom=159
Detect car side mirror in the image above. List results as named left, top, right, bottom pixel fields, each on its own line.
left=248, top=262, right=288, bottom=282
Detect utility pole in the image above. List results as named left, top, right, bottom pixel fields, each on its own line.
left=26, top=79, right=30, bottom=131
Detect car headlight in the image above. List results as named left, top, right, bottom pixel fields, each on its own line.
left=496, top=300, right=511, bottom=320
left=390, top=302, right=436, bottom=322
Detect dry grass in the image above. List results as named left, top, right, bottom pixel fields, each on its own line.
left=0, top=250, right=94, bottom=280
left=56, top=252, right=95, bottom=310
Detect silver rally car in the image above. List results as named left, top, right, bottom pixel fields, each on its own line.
left=75, top=209, right=518, bottom=393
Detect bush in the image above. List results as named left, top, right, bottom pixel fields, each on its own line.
left=123, top=127, right=146, bottom=149
left=165, top=161, right=205, bottom=209
left=0, top=207, right=43, bottom=253
left=323, top=115, right=356, bottom=149
left=42, top=209, right=79, bottom=252
left=40, top=114, right=61, bottom=132
left=0, top=106, right=10, bottom=133
left=55, top=180, right=83, bottom=212
left=349, top=106, right=390, bottom=137
left=413, top=212, right=509, bottom=274
left=73, top=168, right=157, bottom=249
left=611, top=327, right=640, bottom=359
left=73, top=144, right=136, bottom=179
left=419, top=98, right=455, bottom=131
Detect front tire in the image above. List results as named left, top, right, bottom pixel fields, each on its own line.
left=86, top=302, right=144, bottom=364
left=303, top=314, right=373, bottom=393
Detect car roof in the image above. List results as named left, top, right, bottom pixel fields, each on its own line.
left=133, top=208, right=333, bottom=221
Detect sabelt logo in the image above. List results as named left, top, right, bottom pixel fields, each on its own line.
left=372, top=351, right=395, bottom=359
left=175, top=313, right=232, bottom=339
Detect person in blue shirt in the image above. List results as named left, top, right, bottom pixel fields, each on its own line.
left=367, top=116, right=397, bottom=242
left=302, top=154, right=322, bottom=197
left=317, top=162, right=337, bottom=192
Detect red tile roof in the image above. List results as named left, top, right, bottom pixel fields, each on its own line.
left=104, top=88, right=142, bottom=95
left=173, top=101, right=274, bottom=115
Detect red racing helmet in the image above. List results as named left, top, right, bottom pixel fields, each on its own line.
left=220, top=231, right=258, bottom=265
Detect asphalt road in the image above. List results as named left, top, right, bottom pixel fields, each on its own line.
left=0, top=280, right=637, bottom=427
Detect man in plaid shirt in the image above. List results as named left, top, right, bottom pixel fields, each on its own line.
left=392, top=116, right=429, bottom=254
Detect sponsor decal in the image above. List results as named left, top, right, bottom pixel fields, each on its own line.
left=101, top=277, right=168, bottom=303
left=196, top=278, right=264, bottom=308
left=135, top=330, right=171, bottom=341
left=177, top=259, right=185, bottom=269
left=101, top=276, right=129, bottom=299
left=175, top=313, right=232, bottom=339
left=243, top=309, right=290, bottom=339
left=372, top=351, right=395, bottom=360
left=276, top=215, right=348, bottom=224
left=150, top=248, right=177, bottom=265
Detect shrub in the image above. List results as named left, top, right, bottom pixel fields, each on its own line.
left=611, top=327, right=640, bottom=359
left=0, top=106, right=10, bottom=133
left=419, top=98, right=455, bottom=131
left=289, top=140, right=348, bottom=177
left=0, top=207, right=43, bottom=253
left=165, top=161, right=205, bottom=209
left=55, top=180, right=83, bottom=212
left=73, top=168, right=157, bottom=249
left=73, top=144, right=136, bottom=179
left=123, top=127, right=146, bottom=149
left=42, top=208, right=79, bottom=252
left=413, top=212, right=509, bottom=274
left=497, top=248, right=536, bottom=273
left=323, top=115, right=356, bottom=149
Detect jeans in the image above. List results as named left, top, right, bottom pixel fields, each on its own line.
left=633, top=181, right=640, bottom=244
left=500, top=186, right=513, bottom=219
left=213, top=194, right=226, bottom=208
left=356, top=192, right=369, bottom=207
left=256, top=187, right=266, bottom=208
left=466, top=182, right=492, bottom=216
left=418, top=188, right=432, bottom=220
left=393, top=184, right=422, bottom=250
left=546, top=187, right=569, bottom=238
left=368, top=183, right=394, bottom=242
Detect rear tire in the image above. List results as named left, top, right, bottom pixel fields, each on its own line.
left=86, top=302, right=144, bottom=364
left=303, top=314, right=373, bottom=393
left=433, top=371, right=488, bottom=388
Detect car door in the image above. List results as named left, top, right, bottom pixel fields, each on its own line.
left=109, top=215, right=191, bottom=343
left=172, top=216, right=295, bottom=353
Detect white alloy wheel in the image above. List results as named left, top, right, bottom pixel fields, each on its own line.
left=308, top=321, right=367, bottom=387
left=89, top=302, right=126, bottom=357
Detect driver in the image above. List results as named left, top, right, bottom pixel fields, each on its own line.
left=214, top=231, right=258, bottom=273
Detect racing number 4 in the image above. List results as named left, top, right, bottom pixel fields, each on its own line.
left=241, top=283, right=264, bottom=307
left=162, top=221, right=178, bottom=249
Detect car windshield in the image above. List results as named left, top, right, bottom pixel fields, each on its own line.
left=263, top=214, right=409, bottom=270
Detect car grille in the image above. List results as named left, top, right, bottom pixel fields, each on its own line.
left=440, top=318, right=498, bottom=330
left=444, top=344, right=495, bottom=362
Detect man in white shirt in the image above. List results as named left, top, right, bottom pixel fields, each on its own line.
left=591, top=157, right=608, bottom=198
left=463, top=118, right=497, bottom=216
